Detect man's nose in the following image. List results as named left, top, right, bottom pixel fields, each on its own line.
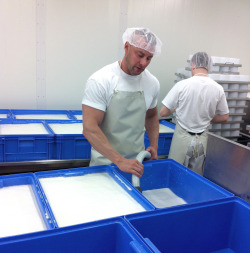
left=140, top=57, right=148, bottom=67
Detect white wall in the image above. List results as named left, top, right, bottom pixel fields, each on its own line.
left=0, top=0, right=37, bottom=109
left=0, top=0, right=250, bottom=110
left=126, top=0, right=250, bottom=108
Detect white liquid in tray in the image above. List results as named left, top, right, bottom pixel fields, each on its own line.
left=15, top=114, right=69, bottom=120
left=0, top=185, right=46, bottom=238
left=39, top=172, right=146, bottom=227
left=48, top=123, right=83, bottom=134
left=142, top=188, right=186, bottom=208
left=159, top=124, right=175, bottom=133
left=75, top=115, right=82, bottom=120
left=0, top=123, right=49, bottom=135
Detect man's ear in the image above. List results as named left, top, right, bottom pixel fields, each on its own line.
left=124, top=42, right=130, bottom=53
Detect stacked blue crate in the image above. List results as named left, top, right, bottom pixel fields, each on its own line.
left=144, top=120, right=175, bottom=156
left=34, top=165, right=155, bottom=228
left=113, top=159, right=234, bottom=209
left=125, top=197, right=250, bottom=253
left=10, top=109, right=75, bottom=120
left=1, top=109, right=176, bottom=161
left=68, top=110, right=82, bottom=120
left=0, top=173, right=55, bottom=238
left=0, top=162, right=248, bottom=252
left=0, top=120, right=55, bottom=162
left=0, top=217, right=153, bottom=253
left=0, top=109, right=12, bottom=119
left=45, top=120, right=90, bottom=159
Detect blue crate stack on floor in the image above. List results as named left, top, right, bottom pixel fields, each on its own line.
left=0, top=109, right=175, bottom=161
left=0, top=162, right=249, bottom=252
left=0, top=119, right=55, bottom=162
left=0, top=109, right=249, bottom=252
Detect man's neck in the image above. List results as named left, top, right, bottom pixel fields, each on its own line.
left=192, top=68, right=208, bottom=77
left=119, top=59, right=130, bottom=75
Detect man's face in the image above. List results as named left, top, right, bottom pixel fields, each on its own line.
left=123, top=42, right=154, bottom=76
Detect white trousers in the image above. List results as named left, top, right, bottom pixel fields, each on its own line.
left=168, top=122, right=208, bottom=175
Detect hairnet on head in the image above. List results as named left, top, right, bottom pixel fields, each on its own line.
left=191, top=52, right=212, bottom=71
left=122, top=27, right=162, bottom=56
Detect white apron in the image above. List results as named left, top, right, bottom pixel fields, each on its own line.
left=168, top=122, right=208, bottom=175
left=89, top=74, right=146, bottom=166
left=183, top=136, right=206, bottom=175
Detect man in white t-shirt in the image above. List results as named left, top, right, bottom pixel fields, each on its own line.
left=160, top=52, right=229, bottom=175
left=82, top=27, right=162, bottom=178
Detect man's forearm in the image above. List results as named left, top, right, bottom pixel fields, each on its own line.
left=211, top=113, right=229, bottom=123
left=145, top=109, right=159, bottom=150
left=160, top=105, right=175, bottom=117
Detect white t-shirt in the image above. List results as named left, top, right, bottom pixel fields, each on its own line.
left=82, top=61, right=160, bottom=111
left=162, top=76, right=229, bottom=133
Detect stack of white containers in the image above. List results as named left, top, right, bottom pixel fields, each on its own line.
left=174, top=56, right=250, bottom=141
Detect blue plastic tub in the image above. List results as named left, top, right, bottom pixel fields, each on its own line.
left=45, top=120, right=90, bottom=159
left=0, top=120, right=55, bottom=162
left=0, top=110, right=12, bottom=119
left=144, top=120, right=175, bottom=156
left=10, top=109, right=75, bottom=120
left=35, top=165, right=155, bottom=228
left=113, top=159, right=233, bottom=209
left=0, top=173, right=55, bottom=238
left=0, top=217, right=153, bottom=253
left=125, top=197, right=250, bottom=253
left=69, top=110, right=82, bottom=120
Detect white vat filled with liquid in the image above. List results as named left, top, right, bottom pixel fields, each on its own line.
left=159, top=123, right=175, bottom=133
left=36, top=167, right=154, bottom=227
left=0, top=123, right=49, bottom=135
left=11, top=110, right=73, bottom=120
left=74, top=115, right=82, bottom=120
left=0, top=185, right=46, bottom=238
left=0, top=121, right=54, bottom=162
left=48, top=123, right=83, bottom=134
left=15, top=114, right=70, bottom=120
left=0, top=174, right=54, bottom=238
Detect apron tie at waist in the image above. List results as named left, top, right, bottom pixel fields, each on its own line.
left=187, top=131, right=204, bottom=136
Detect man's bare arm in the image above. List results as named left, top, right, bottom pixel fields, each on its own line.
left=211, top=113, right=229, bottom=123
left=160, top=105, right=175, bottom=117
left=145, top=106, right=159, bottom=160
left=82, top=105, right=143, bottom=177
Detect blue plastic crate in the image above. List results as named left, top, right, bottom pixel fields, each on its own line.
left=0, top=217, right=153, bottom=253
left=45, top=120, right=90, bottom=159
left=125, top=197, right=250, bottom=253
left=0, top=173, right=55, bottom=238
left=69, top=110, right=82, bottom=120
left=144, top=120, right=175, bottom=156
left=0, top=110, right=12, bottom=119
left=113, top=159, right=233, bottom=209
left=10, top=109, right=75, bottom=120
left=0, top=120, right=55, bottom=162
left=35, top=165, right=155, bottom=228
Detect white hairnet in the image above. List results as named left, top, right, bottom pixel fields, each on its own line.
left=122, top=27, right=162, bottom=56
left=191, top=52, right=212, bottom=71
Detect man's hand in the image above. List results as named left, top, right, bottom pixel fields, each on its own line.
left=116, top=158, right=144, bottom=178
left=146, top=146, right=158, bottom=160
